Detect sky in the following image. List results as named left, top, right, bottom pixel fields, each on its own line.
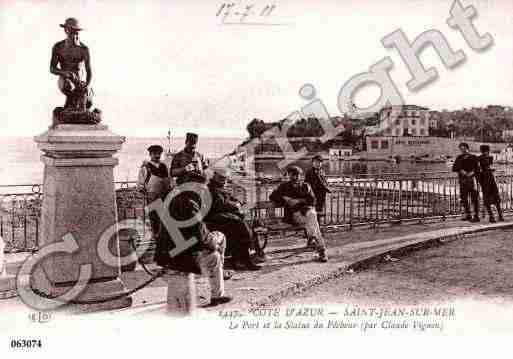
left=0, top=0, right=511, bottom=138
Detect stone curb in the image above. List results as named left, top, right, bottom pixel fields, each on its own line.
left=248, top=221, right=513, bottom=308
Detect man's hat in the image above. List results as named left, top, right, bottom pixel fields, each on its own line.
left=147, top=145, right=164, bottom=153
left=458, top=142, right=469, bottom=149
left=286, top=165, right=303, bottom=175
left=186, top=132, right=199, bottom=143
left=480, top=144, right=490, bottom=152
left=60, top=18, right=83, bottom=31
left=312, top=154, right=323, bottom=162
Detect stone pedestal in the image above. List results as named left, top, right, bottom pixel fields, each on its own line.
left=32, top=124, right=131, bottom=311
left=0, top=275, right=16, bottom=300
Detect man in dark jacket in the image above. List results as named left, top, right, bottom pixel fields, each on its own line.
left=452, top=142, right=480, bottom=222
left=205, top=168, right=261, bottom=271
left=269, top=166, right=328, bottom=262
left=305, top=155, right=331, bottom=214
left=155, top=133, right=207, bottom=268
left=478, top=145, right=504, bottom=223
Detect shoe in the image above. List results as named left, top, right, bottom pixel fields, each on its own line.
left=470, top=216, right=480, bottom=223
left=232, top=260, right=262, bottom=271
left=207, top=296, right=233, bottom=307
left=305, top=239, right=317, bottom=250
left=252, top=253, right=269, bottom=263
left=489, top=217, right=496, bottom=223
left=318, top=250, right=328, bottom=263
left=223, top=270, right=234, bottom=280
left=461, top=215, right=472, bottom=221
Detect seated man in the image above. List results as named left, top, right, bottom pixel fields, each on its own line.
left=156, top=202, right=233, bottom=307
left=205, top=168, right=261, bottom=271
left=269, top=166, right=328, bottom=262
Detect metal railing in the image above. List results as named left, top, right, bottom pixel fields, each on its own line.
left=2, top=173, right=513, bottom=252
left=0, top=181, right=140, bottom=253
left=251, top=173, right=513, bottom=228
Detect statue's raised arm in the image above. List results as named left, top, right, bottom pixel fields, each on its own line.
left=50, top=18, right=101, bottom=126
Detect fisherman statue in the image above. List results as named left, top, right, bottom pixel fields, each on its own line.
left=50, top=18, right=101, bottom=125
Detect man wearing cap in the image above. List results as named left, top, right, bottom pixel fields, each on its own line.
left=205, top=168, right=261, bottom=271
left=156, top=133, right=210, bottom=271
left=305, top=155, right=331, bottom=215
left=137, top=145, right=171, bottom=241
left=478, top=145, right=504, bottom=223
left=452, top=142, right=480, bottom=222
left=167, top=132, right=208, bottom=251
left=170, top=133, right=208, bottom=186
left=269, top=166, right=328, bottom=262
left=50, top=18, right=93, bottom=112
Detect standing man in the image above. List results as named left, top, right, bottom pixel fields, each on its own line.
left=270, top=166, right=328, bottom=262
left=477, top=145, right=504, bottom=223
left=137, top=145, right=171, bottom=242
left=170, top=133, right=208, bottom=186
left=155, top=133, right=208, bottom=268
left=305, top=155, right=331, bottom=215
left=205, top=168, right=261, bottom=271
left=452, top=142, right=480, bottom=222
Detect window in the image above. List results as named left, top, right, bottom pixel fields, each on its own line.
left=395, top=119, right=400, bottom=125
left=381, top=140, right=389, bottom=149
left=420, top=117, right=426, bottom=125
left=371, top=140, right=379, bottom=149
left=420, top=129, right=426, bottom=135
left=411, top=128, right=417, bottom=135
left=411, top=119, right=416, bottom=125
left=403, top=119, right=409, bottom=126
left=385, top=128, right=391, bottom=135
left=395, top=129, right=401, bottom=136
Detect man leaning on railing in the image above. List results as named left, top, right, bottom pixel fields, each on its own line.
left=269, top=166, right=328, bottom=263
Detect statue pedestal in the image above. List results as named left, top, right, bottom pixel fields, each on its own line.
left=32, top=124, right=131, bottom=312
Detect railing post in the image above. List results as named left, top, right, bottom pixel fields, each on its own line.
left=398, top=179, right=403, bottom=223
left=349, top=178, right=354, bottom=230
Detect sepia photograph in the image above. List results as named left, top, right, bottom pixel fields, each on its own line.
left=0, top=0, right=512, bottom=356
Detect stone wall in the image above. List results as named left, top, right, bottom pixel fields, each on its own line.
left=366, top=136, right=508, bottom=158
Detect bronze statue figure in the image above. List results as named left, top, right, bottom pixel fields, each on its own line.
left=50, top=18, right=101, bottom=125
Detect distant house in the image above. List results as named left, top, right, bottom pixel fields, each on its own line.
left=376, top=105, right=430, bottom=137
left=329, top=145, right=353, bottom=159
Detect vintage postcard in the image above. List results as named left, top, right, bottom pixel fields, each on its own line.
left=1, top=0, right=512, bottom=356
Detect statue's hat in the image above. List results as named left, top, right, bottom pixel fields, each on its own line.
left=60, top=18, right=83, bottom=31
left=186, top=132, right=199, bottom=143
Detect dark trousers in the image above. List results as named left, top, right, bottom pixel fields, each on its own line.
left=148, top=211, right=160, bottom=239
left=206, top=214, right=253, bottom=262
left=480, top=174, right=503, bottom=219
left=459, top=181, right=479, bottom=217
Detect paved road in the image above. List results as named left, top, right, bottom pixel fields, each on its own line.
left=285, top=229, right=513, bottom=306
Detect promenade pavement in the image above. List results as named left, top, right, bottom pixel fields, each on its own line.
left=2, top=215, right=513, bottom=315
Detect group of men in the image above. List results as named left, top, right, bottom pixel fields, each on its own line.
left=452, top=142, right=504, bottom=223
left=137, top=134, right=332, bottom=307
